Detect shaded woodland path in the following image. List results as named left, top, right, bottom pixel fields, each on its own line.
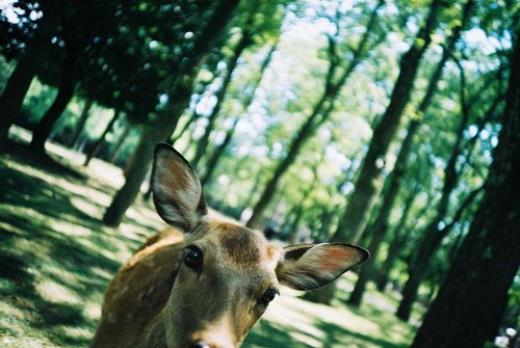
left=0, top=131, right=417, bottom=348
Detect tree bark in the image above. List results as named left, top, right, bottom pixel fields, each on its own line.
left=330, top=0, right=444, bottom=245
left=411, top=28, right=520, bottom=347
left=190, top=30, right=252, bottom=169
left=109, top=121, right=132, bottom=163
left=0, top=2, right=63, bottom=140
left=30, top=40, right=82, bottom=152
left=84, top=110, right=121, bottom=166
left=348, top=0, right=473, bottom=306
left=246, top=1, right=383, bottom=228
left=103, top=0, right=239, bottom=227
left=70, top=99, right=94, bottom=148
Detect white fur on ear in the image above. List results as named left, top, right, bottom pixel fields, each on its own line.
left=152, top=144, right=207, bottom=231
left=276, top=243, right=369, bottom=291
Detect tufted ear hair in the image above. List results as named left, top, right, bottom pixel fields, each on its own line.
left=151, top=143, right=207, bottom=232
left=276, top=243, right=369, bottom=291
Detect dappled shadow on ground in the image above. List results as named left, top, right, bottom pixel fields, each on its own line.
left=0, top=139, right=86, bottom=180
left=317, top=320, right=407, bottom=348
left=0, top=145, right=414, bottom=347
left=0, top=148, right=159, bottom=347
left=244, top=313, right=408, bottom=348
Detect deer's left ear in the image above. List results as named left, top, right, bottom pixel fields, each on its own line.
left=276, top=243, right=369, bottom=291
left=151, top=143, right=207, bottom=231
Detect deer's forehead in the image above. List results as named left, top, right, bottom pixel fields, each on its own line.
left=200, top=221, right=281, bottom=269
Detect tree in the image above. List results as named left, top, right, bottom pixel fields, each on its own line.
left=201, top=42, right=277, bottom=186
left=329, top=0, right=445, bottom=245
left=189, top=15, right=255, bottom=169
left=410, top=24, right=520, bottom=348
left=396, top=57, right=504, bottom=321
left=29, top=24, right=87, bottom=151
left=0, top=0, right=63, bottom=141
left=304, top=0, right=445, bottom=306
left=83, top=109, right=121, bottom=166
left=70, top=98, right=93, bottom=147
left=103, top=0, right=240, bottom=227
left=246, top=0, right=386, bottom=228
left=348, top=0, right=475, bottom=307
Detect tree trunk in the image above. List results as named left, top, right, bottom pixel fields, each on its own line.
left=200, top=117, right=238, bottom=186
left=411, top=29, right=520, bottom=347
left=109, top=121, right=132, bottom=163
left=103, top=0, right=239, bottom=227
left=191, top=30, right=252, bottom=169
left=246, top=2, right=383, bottom=229
left=376, top=189, right=418, bottom=291
left=103, top=115, right=182, bottom=226
left=201, top=43, right=276, bottom=186
left=70, top=99, right=94, bottom=148
left=84, top=110, right=121, bottom=166
left=0, top=2, right=63, bottom=140
left=169, top=74, right=218, bottom=146
left=330, top=0, right=444, bottom=245
left=348, top=0, right=473, bottom=305
left=239, top=174, right=263, bottom=213
left=30, top=40, right=82, bottom=152
left=397, top=184, right=483, bottom=320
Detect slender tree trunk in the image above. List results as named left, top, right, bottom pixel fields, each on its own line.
left=103, top=0, right=239, bottom=227
left=411, top=31, right=520, bottom=347
left=348, top=0, right=473, bottom=306
left=0, top=2, right=62, bottom=140
left=240, top=174, right=263, bottom=214
left=201, top=43, right=276, bottom=186
left=30, top=41, right=82, bottom=152
left=331, top=0, right=444, bottom=245
left=170, top=110, right=200, bottom=145
left=376, top=189, right=418, bottom=291
left=246, top=2, right=383, bottom=229
left=70, top=99, right=94, bottom=147
left=109, top=121, right=132, bottom=163
left=170, top=76, right=217, bottom=145
left=191, top=30, right=252, bottom=168
left=286, top=179, right=316, bottom=241
left=397, top=185, right=483, bottom=320
left=84, top=110, right=121, bottom=166
left=201, top=117, right=238, bottom=186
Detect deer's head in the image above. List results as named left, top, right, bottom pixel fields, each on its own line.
left=151, top=144, right=368, bottom=348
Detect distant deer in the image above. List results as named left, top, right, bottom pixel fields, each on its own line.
left=92, top=144, right=369, bottom=348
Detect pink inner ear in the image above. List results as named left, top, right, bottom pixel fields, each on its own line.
left=319, top=245, right=362, bottom=271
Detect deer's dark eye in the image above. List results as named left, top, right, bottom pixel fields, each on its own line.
left=184, top=246, right=203, bottom=271
left=259, top=288, right=279, bottom=306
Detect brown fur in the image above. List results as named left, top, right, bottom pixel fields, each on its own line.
left=92, top=222, right=280, bottom=348
left=92, top=145, right=368, bottom=348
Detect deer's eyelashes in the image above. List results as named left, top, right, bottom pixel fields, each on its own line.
left=184, top=245, right=203, bottom=271
left=258, top=288, right=279, bottom=307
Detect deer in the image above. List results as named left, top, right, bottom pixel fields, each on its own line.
left=91, top=144, right=369, bottom=348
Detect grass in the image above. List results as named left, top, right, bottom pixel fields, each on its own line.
left=0, top=131, right=418, bottom=347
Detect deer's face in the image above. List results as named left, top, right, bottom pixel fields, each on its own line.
left=164, top=222, right=281, bottom=348
left=151, top=144, right=369, bottom=348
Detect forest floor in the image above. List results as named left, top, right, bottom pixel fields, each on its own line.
left=0, top=128, right=421, bottom=348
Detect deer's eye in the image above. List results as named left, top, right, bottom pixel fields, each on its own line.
left=184, top=246, right=203, bottom=271
left=259, top=288, right=279, bottom=306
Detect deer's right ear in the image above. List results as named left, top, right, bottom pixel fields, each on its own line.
left=151, top=143, right=207, bottom=231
